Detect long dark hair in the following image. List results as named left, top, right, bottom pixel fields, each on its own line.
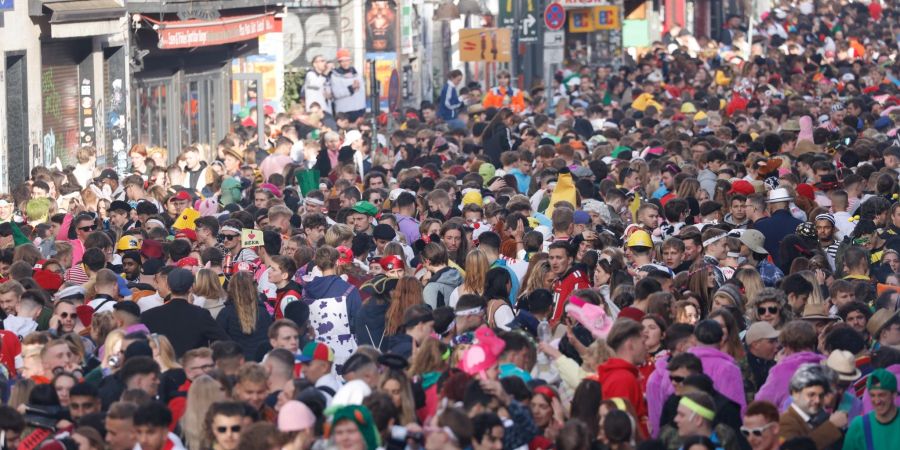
left=481, top=108, right=513, bottom=141
left=483, top=267, right=511, bottom=301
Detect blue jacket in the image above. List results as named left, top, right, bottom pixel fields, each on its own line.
left=508, top=168, right=532, bottom=194
left=752, top=209, right=802, bottom=266
left=438, top=81, right=462, bottom=120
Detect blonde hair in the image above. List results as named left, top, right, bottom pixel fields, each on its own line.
left=193, top=269, right=226, bottom=301
left=408, top=337, right=447, bottom=377
left=149, top=334, right=182, bottom=371
left=460, top=248, right=489, bottom=296
left=380, top=370, right=417, bottom=425
left=101, top=329, right=126, bottom=371
left=734, top=268, right=763, bottom=309
left=90, top=311, right=117, bottom=346
left=325, top=224, right=354, bottom=247
left=181, top=375, right=226, bottom=450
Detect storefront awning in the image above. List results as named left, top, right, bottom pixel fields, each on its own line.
left=146, top=12, right=277, bottom=50
left=43, top=0, right=125, bottom=23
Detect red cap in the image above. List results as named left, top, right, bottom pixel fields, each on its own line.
left=175, top=229, right=197, bottom=241
left=796, top=183, right=815, bottom=201
left=336, top=246, right=354, bottom=266
left=379, top=255, right=405, bottom=272
left=75, top=304, right=94, bottom=328
left=728, top=180, right=755, bottom=195
left=141, top=239, right=164, bottom=260
left=618, top=306, right=645, bottom=322
left=172, top=191, right=191, bottom=202
left=176, top=257, right=200, bottom=268
left=33, top=270, right=63, bottom=293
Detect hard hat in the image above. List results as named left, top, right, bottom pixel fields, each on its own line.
left=117, top=235, right=141, bottom=252
left=626, top=230, right=653, bottom=248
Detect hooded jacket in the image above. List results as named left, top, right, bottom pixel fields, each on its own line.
left=755, top=351, right=825, bottom=409
left=598, top=358, right=647, bottom=425
left=423, top=267, right=463, bottom=309
left=303, top=275, right=363, bottom=334
left=646, top=352, right=675, bottom=438
left=689, top=346, right=747, bottom=413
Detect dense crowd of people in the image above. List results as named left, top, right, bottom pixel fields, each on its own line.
left=2, top=1, right=900, bottom=450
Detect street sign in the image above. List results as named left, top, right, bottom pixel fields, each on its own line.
left=499, top=0, right=516, bottom=29
left=544, top=30, right=565, bottom=64
left=544, top=2, right=566, bottom=31
left=519, top=0, right=538, bottom=42
left=594, top=5, right=621, bottom=30
left=459, top=28, right=512, bottom=62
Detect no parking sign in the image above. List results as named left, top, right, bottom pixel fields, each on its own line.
left=544, top=2, right=566, bottom=31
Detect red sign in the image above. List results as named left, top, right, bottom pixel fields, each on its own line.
left=544, top=2, right=566, bottom=31
left=156, top=13, right=276, bottom=49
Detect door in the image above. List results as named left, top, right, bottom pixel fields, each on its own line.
left=5, top=53, right=29, bottom=192
left=232, top=73, right=264, bottom=148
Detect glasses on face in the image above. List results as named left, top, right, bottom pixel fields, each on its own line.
left=740, top=423, right=775, bottom=437
left=669, top=375, right=686, bottom=384
left=215, top=425, right=241, bottom=434
left=757, top=306, right=779, bottom=316
left=78, top=225, right=97, bottom=232
left=58, top=312, right=74, bottom=319
left=222, top=234, right=240, bottom=241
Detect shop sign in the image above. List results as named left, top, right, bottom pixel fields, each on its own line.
left=157, top=13, right=276, bottom=49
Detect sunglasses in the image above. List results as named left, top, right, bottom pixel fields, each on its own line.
left=215, top=425, right=241, bottom=434
left=669, top=375, right=686, bottom=384
left=79, top=225, right=97, bottom=232
left=757, top=306, right=779, bottom=315
left=58, top=312, right=74, bottom=319
left=222, top=234, right=240, bottom=241
left=740, top=423, right=775, bottom=437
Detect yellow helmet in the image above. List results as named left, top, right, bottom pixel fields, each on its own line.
left=117, top=235, right=141, bottom=252
left=626, top=230, right=653, bottom=248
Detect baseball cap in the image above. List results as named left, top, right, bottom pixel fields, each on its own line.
left=867, top=368, right=898, bottom=393
left=745, top=322, right=780, bottom=344
left=297, top=342, right=334, bottom=363
left=728, top=180, right=755, bottom=195
left=171, top=191, right=192, bottom=202
left=95, top=169, right=118, bottom=182
left=167, top=268, right=195, bottom=294
left=573, top=210, right=591, bottom=225
left=738, top=229, right=767, bottom=254
left=351, top=201, right=378, bottom=217
left=174, top=229, right=197, bottom=242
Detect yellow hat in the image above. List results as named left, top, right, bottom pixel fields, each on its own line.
left=117, top=235, right=141, bottom=252
left=681, top=102, right=697, bottom=114
left=694, top=111, right=708, bottom=122
left=631, top=93, right=663, bottom=112
left=173, top=207, right=200, bottom=230
left=462, top=190, right=483, bottom=207
left=715, top=70, right=732, bottom=86
left=626, top=230, right=653, bottom=248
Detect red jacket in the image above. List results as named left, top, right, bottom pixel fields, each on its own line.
left=550, top=267, right=590, bottom=322
left=597, top=357, right=649, bottom=437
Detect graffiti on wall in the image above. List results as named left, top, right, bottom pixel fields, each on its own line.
left=283, top=8, right=342, bottom=67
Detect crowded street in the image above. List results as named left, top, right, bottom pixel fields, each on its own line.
left=0, top=0, right=897, bottom=449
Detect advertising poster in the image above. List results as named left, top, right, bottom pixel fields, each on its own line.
left=366, top=0, right=397, bottom=52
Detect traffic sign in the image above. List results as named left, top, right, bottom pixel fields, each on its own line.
left=544, top=2, right=566, bottom=31
left=544, top=30, right=565, bottom=64
left=519, top=0, right=538, bottom=42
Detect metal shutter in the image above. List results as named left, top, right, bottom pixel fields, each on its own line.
left=40, top=40, right=90, bottom=167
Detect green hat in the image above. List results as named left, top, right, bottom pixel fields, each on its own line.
left=330, top=405, right=380, bottom=450
left=220, top=178, right=242, bottom=206
left=612, top=145, right=632, bottom=159
left=478, top=162, right=496, bottom=186
left=867, top=368, right=898, bottom=393
left=351, top=201, right=378, bottom=217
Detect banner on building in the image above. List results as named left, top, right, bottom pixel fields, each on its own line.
left=155, top=13, right=277, bottom=49
left=366, top=0, right=397, bottom=52
left=459, top=28, right=512, bottom=62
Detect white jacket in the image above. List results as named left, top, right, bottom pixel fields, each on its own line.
left=331, top=67, right=366, bottom=113
left=304, top=70, right=332, bottom=113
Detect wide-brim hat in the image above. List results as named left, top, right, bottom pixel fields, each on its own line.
left=868, top=308, right=900, bottom=336
left=823, top=350, right=862, bottom=382
left=800, top=303, right=838, bottom=321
